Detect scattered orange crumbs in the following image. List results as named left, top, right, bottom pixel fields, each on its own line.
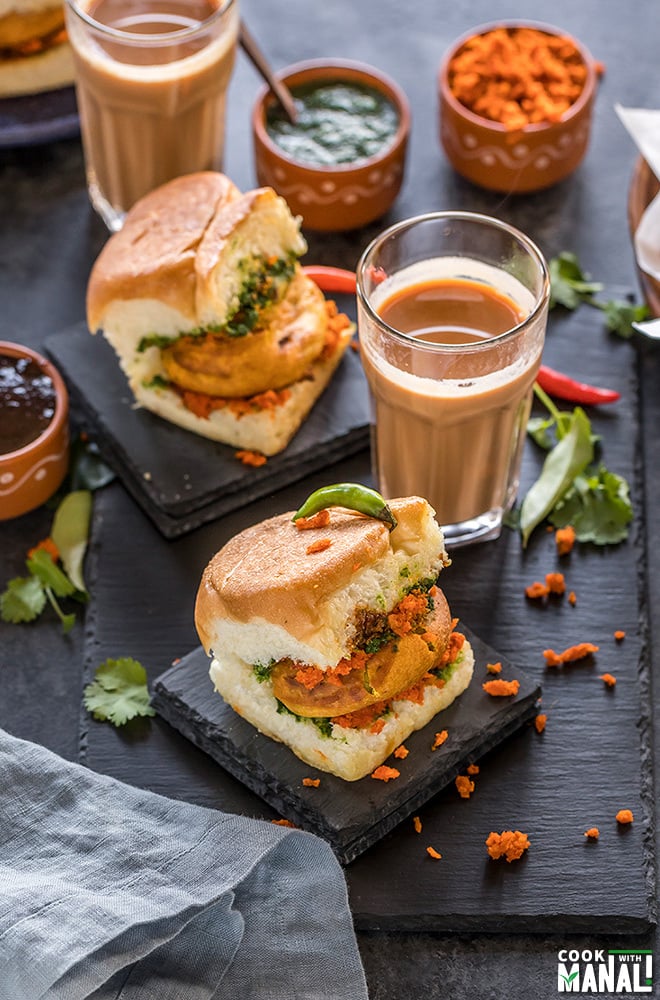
left=544, top=642, right=599, bottom=666
left=467, top=764, right=480, bottom=775
left=235, top=450, right=267, bottom=467
left=455, top=775, right=475, bottom=799
left=432, top=730, right=448, bottom=750
left=448, top=26, right=589, bottom=131
left=413, top=815, right=422, bottom=834
left=482, top=678, right=520, bottom=697
left=555, top=525, right=576, bottom=556
left=614, top=630, right=626, bottom=641
left=27, top=537, right=60, bottom=562
left=306, top=538, right=332, bottom=555
left=568, top=591, right=577, bottom=606
left=534, top=713, right=547, bottom=733
left=302, top=777, right=320, bottom=788
left=599, top=673, right=617, bottom=688
left=295, top=509, right=331, bottom=530
left=486, top=661, right=502, bottom=674
left=371, top=765, right=400, bottom=782
left=272, top=818, right=296, bottom=828
left=426, top=846, right=442, bottom=860
left=584, top=827, right=600, bottom=840
left=616, top=809, right=634, bottom=825
left=393, top=744, right=409, bottom=759
left=525, top=572, right=566, bottom=599
left=485, top=830, right=530, bottom=862
left=545, top=572, right=566, bottom=595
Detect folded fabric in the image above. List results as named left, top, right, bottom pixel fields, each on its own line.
left=0, top=728, right=369, bottom=1000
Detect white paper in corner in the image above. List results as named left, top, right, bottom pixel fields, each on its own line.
left=615, top=104, right=660, bottom=178
left=615, top=103, right=660, bottom=282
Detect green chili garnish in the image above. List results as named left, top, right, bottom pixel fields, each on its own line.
left=292, top=483, right=397, bottom=530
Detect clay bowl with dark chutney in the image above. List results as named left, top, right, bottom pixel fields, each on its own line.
left=438, top=21, right=599, bottom=193
left=252, top=58, right=411, bottom=232
left=0, top=342, right=69, bottom=520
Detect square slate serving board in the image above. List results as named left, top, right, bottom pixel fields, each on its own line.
left=45, top=323, right=369, bottom=538
left=151, top=628, right=541, bottom=865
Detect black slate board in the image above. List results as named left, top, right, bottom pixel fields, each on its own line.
left=45, top=322, right=369, bottom=538
left=152, top=631, right=541, bottom=865
left=77, top=303, right=654, bottom=935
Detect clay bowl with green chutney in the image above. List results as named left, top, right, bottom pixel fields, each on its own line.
left=252, top=58, right=411, bottom=232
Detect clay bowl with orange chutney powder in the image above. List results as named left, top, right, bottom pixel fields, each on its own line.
left=438, top=21, right=600, bottom=193
left=0, top=342, right=69, bottom=520
left=252, top=58, right=411, bottom=231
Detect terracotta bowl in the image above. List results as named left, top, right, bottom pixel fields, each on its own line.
left=0, top=342, right=69, bottom=520
left=627, top=155, right=660, bottom=316
left=252, top=58, right=411, bottom=232
left=438, top=21, right=598, bottom=193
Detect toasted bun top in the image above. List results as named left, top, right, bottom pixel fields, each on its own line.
left=86, top=174, right=308, bottom=337
left=86, top=172, right=242, bottom=333
left=195, top=496, right=449, bottom=666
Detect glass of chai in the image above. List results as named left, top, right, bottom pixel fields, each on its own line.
left=356, top=211, right=550, bottom=547
left=65, top=0, right=239, bottom=231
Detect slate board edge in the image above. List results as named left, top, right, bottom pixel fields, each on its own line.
left=152, top=657, right=541, bottom=867
left=351, top=908, right=653, bottom=935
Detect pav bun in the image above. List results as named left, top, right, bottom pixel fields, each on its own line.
left=195, top=495, right=474, bottom=781
left=86, top=172, right=354, bottom=456
left=0, top=0, right=74, bottom=97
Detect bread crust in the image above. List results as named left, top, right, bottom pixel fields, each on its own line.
left=208, top=639, right=475, bottom=781
left=86, top=172, right=242, bottom=333
left=195, top=496, right=446, bottom=657
left=0, top=34, right=73, bottom=97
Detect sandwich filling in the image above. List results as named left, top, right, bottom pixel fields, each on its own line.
left=253, top=583, right=466, bottom=727
left=137, top=263, right=350, bottom=410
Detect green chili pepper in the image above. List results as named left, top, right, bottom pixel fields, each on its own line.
left=292, top=483, right=397, bottom=530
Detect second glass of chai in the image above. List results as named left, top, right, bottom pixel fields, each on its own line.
left=356, top=211, right=550, bottom=547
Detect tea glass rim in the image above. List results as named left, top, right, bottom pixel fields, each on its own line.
left=355, top=210, right=550, bottom=354
left=64, top=0, right=236, bottom=44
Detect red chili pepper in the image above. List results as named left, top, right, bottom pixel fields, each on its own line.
left=302, top=265, right=357, bottom=295
left=535, top=365, right=620, bottom=405
left=303, top=266, right=620, bottom=405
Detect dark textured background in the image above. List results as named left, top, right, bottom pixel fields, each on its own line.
left=2, top=1, right=660, bottom=996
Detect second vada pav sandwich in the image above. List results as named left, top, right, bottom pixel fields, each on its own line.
left=0, top=0, right=74, bottom=97
left=194, top=485, right=474, bottom=781
left=86, top=171, right=353, bottom=456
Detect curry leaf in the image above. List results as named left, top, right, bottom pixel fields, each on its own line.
left=595, top=299, right=650, bottom=339
left=520, top=407, right=594, bottom=546
left=51, top=490, right=92, bottom=593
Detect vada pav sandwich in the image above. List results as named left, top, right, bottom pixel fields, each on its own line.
left=0, top=0, right=74, bottom=97
left=194, top=485, right=474, bottom=781
left=86, top=172, right=353, bottom=456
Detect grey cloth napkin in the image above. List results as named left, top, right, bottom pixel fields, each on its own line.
left=0, top=729, right=369, bottom=1000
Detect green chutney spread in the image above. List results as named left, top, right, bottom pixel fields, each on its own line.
left=265, top=80, right=399, bottom=166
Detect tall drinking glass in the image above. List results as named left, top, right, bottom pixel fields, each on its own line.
left=356, top=211, right=550, bottom=547
left=65, top=0, right=239, bottom=231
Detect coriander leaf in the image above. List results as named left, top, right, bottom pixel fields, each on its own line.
left=520, top=407, right=594, bottom=546
left=549, top=252, right=603, bottom=310
left=26, top=549, right=75, bottom=599
left=51, top=490, right=92, bottom=593
left=550, top=465, right=633, bottom=544
left=0, top=576, right=46, bottom=623
left=595, top=299, right=650, bottom=339
left=83, top=657, right=156, bottom=726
